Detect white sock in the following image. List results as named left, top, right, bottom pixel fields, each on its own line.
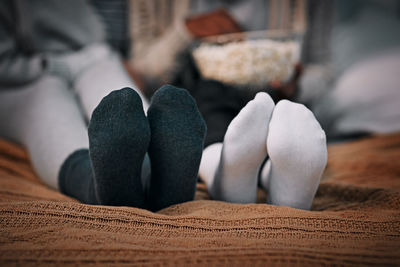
left=199, top=143, right=223, bottom=188
left=263, top=100, right=327, bottom=210
left=208, top=92, right=275, bottom=203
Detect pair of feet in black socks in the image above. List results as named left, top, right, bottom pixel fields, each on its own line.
left=59, top=85, right=206, bottom=211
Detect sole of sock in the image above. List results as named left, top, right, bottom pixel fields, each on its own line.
left=210, top=92, right=275, bottom=203
left=147, top=85, right=206, bottom=211
left=88, top=88, right=150, bottom=208
left=266, top=100, right=327, bottom=210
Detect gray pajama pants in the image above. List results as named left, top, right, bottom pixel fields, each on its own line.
left=0, top=43, right=149, bottom=189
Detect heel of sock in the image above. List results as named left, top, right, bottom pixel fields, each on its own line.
left=58, top=149, right=98, bottom=204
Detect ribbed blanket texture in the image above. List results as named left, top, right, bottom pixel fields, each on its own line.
left=1, top=133, right=400, bottom=266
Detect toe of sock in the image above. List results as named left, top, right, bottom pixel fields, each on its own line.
left=152, top=85, right=197, bottom=107
left=150, top=85, right=206, bottom=135
left=255, top=92, right=275, bottom=106
left=267, top=99, right=328, bottom=170
left=99, top=87, right=143, bottom=110
left=89, top=87, right=148, bottom=136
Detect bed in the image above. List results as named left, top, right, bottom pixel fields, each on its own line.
left=1, top=133, right=400, bottom=266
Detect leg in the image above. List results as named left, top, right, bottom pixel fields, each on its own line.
left=71, top=44, right=152, bottom=192
left=263, top=100, right=327, bottom=210
left=0, top=75, right=88, bottom=190
left=59, top=88, right=149, bottom=207
left=73, top=45, right=150, bottom=118
left=207, top=92, right=274, bottom=203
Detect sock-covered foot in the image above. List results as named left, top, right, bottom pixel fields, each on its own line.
left=88, top=88, right=150, bottom=207
left=59, top=149, right=97, bottom=204
left=198, top=143, right=223, bottom=188
left=210, top=92, right=275, bottom=203
left=266, top=100, right=327, bottom=210
left=147, top=85, right=206, bottom=211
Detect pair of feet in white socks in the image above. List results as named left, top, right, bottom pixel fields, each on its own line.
left=199, top=93, right=327, bottom=210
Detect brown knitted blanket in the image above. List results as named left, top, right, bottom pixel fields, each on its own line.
left=1, top=133, right=400, bottom=266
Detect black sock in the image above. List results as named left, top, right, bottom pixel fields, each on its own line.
left=88, top=88, right=149, bottom=208
left=59, top=149, right=98, bottom=204
left=59, top=88, right=149, bottom=208
left=147, top=85, right=206, bottom=211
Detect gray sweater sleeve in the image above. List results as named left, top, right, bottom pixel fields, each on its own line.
left=0, top=19, right=45, bottom=86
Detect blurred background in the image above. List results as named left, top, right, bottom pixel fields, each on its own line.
left=1, top=0, right=400, bottom=143
left=125, top=0, right=400, bottom=143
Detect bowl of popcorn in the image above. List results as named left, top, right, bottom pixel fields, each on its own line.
left=192, top=30, right=302, bottom=87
